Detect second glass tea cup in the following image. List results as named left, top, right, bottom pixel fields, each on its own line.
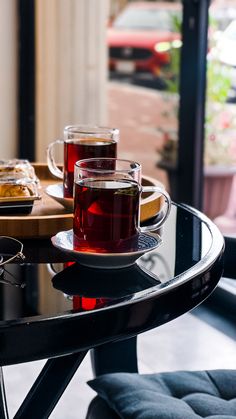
left=73, top=158, right=171, bottom=253
left=47, top=125, right=119, bottom=198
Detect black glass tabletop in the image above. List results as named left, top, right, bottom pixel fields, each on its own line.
left=0, top=203, right=224, bottom=365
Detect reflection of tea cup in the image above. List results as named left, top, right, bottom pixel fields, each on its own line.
left=73, top=158, right=171, bottom=253
left=46, top=125, right=119, bottom=198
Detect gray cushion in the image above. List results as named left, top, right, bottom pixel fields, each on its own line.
left=86, top=395, right=119, bottom=419
left=87, top=369, right=236, bottom=418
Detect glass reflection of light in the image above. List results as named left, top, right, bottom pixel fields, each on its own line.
left=72, top=295, right=110, bottom=311
left=63, top=293, right=110, bottom=312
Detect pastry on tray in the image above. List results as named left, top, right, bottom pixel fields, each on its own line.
left=0, top=160, right=41, bottom=214
left=0, top=184, right=33, bottom=198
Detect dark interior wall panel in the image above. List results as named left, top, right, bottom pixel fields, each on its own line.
left=18, top=0, right=35, bottom=161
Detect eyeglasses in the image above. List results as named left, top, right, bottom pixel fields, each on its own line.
left=0, top=236, right=25, bottom=288
left=0, top=236, right=25, bottom=265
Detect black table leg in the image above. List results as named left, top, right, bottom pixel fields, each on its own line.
left=0, top=368, right=9, bottom=419
left=14, top=351, right=88, bottom=419
left=91, top=337, right=138, bottom=376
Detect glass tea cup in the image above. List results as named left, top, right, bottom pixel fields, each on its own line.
left=73, top=158, right=171, bottom=253
left=47, top=125, right=119, bottom=198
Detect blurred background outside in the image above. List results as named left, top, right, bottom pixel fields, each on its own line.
left=107, top=0, right=236, bottom=235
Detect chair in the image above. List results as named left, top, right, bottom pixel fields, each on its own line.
left=85, top=236, right=236, bottom=418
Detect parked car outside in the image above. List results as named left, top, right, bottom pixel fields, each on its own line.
left=107, top=1, right=181, bottom=83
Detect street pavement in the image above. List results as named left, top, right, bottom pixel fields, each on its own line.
left=108, top=80, right=177, bottom=189
left=109, top=81, right=236, bottom=236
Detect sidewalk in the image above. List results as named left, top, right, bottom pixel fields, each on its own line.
left=109, top=81, right=236, bottom=236
left=108, top=81, right=176, bottom=189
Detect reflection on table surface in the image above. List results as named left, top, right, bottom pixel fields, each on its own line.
left=0, top=204, right=214, bottom=322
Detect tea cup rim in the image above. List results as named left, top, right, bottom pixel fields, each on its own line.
left=64, top=125, right=119, bottom=136
left=75, top=157, right=141, bottom=174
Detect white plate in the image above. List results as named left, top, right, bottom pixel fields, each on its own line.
left=51, top=229, right=162, bottom=269
left=46, top=183, right=73, bottom=211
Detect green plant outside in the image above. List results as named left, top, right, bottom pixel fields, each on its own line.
left=158, top=11, right=236, bottom=168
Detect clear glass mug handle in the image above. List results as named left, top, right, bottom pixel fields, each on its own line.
left=46, top=263, right=64, bottom=276
left=140, top=186, right=171, bottom=232
left=46, top=139, right=64, bottom=180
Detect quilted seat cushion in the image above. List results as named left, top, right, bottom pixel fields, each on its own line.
left=88, top=369, right=236, bottom=418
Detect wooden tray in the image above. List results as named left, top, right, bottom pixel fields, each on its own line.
left=0, top=163, right=165, bottom=239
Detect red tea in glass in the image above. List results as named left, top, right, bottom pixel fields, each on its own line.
left=47, top=126, right=119, bottom=198
left=72, top=296, right=109, bottom=311
left=73, top=178, right=140, bottom=253
left=73, top=158, right=171, bottom=254
left=64, top=139, right=117, bottom=197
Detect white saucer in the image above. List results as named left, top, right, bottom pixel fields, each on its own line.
left=51, top=229, right=162, bottom=269
left=45, top=183, right=73, bottom=211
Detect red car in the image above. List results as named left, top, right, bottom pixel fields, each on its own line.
left=107, top=1, right=181, bottom=79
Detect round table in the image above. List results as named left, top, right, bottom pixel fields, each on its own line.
left=0, top=203, right=224, bottom=418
